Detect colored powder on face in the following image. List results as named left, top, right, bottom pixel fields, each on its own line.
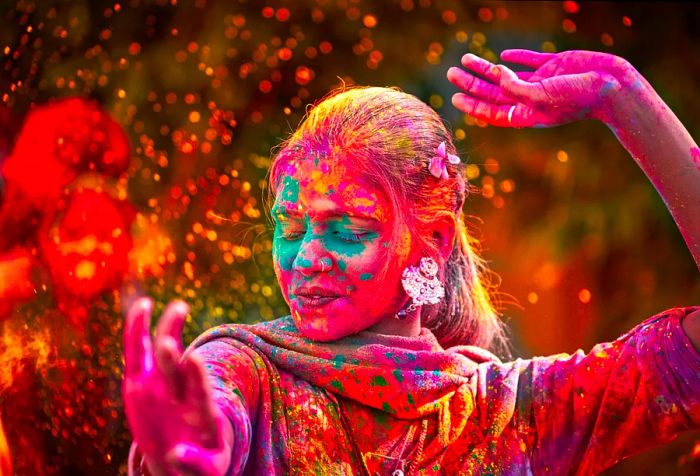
left=359, top=273, right=373, bottom=281
left=326, top=237, right=368, bottom=258
left=280, top=175, right=300, bottom=202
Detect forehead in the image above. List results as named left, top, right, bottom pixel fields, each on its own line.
left=273, top=156, right=390, bottom=222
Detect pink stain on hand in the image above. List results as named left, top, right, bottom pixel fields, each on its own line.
left=691, top=146, right=700, bottom=170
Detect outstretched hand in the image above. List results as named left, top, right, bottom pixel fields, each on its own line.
left=123, top=298, right=232, bottom=476
left=447, top=49, right=638, bottom=128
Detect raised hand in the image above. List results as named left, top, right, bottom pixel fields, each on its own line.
left=447, top=49, right=640, bottom=128
left=123, top=298, right=233, bottom=476
left=447, top=48, right=700, bottom=269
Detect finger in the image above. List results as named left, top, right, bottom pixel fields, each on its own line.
left=124, top=297, right=155, bottom=375
left=166, top=443, right=219, bottom=476
left=451, top=93, right=515, bottom=127
left=447, top=67, right=515, bottom=105
left=500, top=49, right=556, bottom=68
left=182, top=353, right=214, bottom=413
left=154, top=335, right=184, bottom=400
left=182, top=354, right=221, bottom=439
left=497, top=65, right=549, bottom=103
left=460, top=53, right=502, bottom=83
left=155, top=300, right=189, bottom=354
left=451, top=93, right=544, bottom=129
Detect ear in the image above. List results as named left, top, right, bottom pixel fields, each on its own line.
left=430, top=212, right=456, bottom=267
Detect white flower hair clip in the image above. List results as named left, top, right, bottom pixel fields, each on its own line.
left=429, top=141, right=460, bottom=179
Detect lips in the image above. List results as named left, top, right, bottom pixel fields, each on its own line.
left=296, top=295, right=340, bottom=307
left=294, top=286, right=343, bottom=298
left=293, top=286, right=344, bottom=308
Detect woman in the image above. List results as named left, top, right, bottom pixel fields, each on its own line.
left=123, top=49, right=700, bottom=475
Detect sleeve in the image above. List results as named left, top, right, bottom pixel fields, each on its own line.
left=522, top=306, right=700, bottom=475
left=127, top=338, right=260, bottom=476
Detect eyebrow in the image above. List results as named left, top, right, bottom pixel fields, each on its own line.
left=271, top=202, right=382, bottom=221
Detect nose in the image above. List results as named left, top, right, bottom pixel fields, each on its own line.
left=293, top=231, right=334, bottom=276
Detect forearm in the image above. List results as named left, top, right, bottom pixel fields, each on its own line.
left=190, top=341, right=258, bottom=475
left=602, top=74, right=700, bottom=269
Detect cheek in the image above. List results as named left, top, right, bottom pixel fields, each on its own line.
left=350, top=239, right=407, bottom=297
left=345, top=243, right=392, bottom=291
left=272, top=238, right=297, bottom=272
left=272, top=239, right=298, bottom=296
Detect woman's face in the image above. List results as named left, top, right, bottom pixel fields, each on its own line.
left=271, top=155, right=413, bottom=341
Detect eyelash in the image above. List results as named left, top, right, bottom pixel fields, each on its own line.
left=336, top=232, right=366, bottom=243
left=279, top=230, right=368, bottom=243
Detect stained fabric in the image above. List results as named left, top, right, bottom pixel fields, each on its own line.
left=129, top=306, right=700, bottom=475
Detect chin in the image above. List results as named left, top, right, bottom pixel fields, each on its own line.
left=291, top=308, right=362, bottom=342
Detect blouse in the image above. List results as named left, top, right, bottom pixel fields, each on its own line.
left=128, top=306, right=700, bottom=476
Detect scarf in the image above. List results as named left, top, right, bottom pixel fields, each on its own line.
left=188, top=315, right=500, bottom=474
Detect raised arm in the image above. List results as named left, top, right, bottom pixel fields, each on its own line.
left=123, top=298, right=239, bottom=476
left=446, top=49, right=700, bottom=270
left=446, top=48, right=700, bottom=350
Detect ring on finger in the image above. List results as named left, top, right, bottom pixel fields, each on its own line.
left=507, top=105, right=516, bottom=124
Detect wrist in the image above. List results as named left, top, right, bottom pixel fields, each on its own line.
left=214, top=413, right=234, bottom=476
left=134, top=413, right=233, bottom=476
left=593, top=58, right=656, bottom=124
left=596, top=66, right=657, bottom=129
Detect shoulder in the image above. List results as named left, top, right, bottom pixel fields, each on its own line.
left=250, top=314, right=297, bottom=333
left=447, top=344, right=503, bottom=364
left=186, top=315, right=296, bottom=352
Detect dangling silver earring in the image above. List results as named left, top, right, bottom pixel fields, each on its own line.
left=395, top=256, right=445, bottom=320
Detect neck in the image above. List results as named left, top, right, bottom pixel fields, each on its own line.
left=366, top=306, right=421, bottom=337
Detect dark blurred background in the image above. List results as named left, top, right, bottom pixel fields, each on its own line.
left=0, top=1, right=698, bottom=474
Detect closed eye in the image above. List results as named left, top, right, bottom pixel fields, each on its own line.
left=275, top=229, right=373, bottom=243
left=334, top=231, right=369, bottom=243
left=281, top=231, right=304, bottom=241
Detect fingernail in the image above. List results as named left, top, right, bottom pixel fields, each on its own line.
left=135, top=297, right=152, bottom=313
left=173, top=300, right=189, bottom=313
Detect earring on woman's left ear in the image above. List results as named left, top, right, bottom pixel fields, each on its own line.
left=395, top=256, right=445, bottom=320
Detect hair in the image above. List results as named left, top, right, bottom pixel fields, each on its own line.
left=266, top=86, right=512, bottom=360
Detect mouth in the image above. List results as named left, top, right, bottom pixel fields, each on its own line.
left=294, top=294, right=342, bottom=308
